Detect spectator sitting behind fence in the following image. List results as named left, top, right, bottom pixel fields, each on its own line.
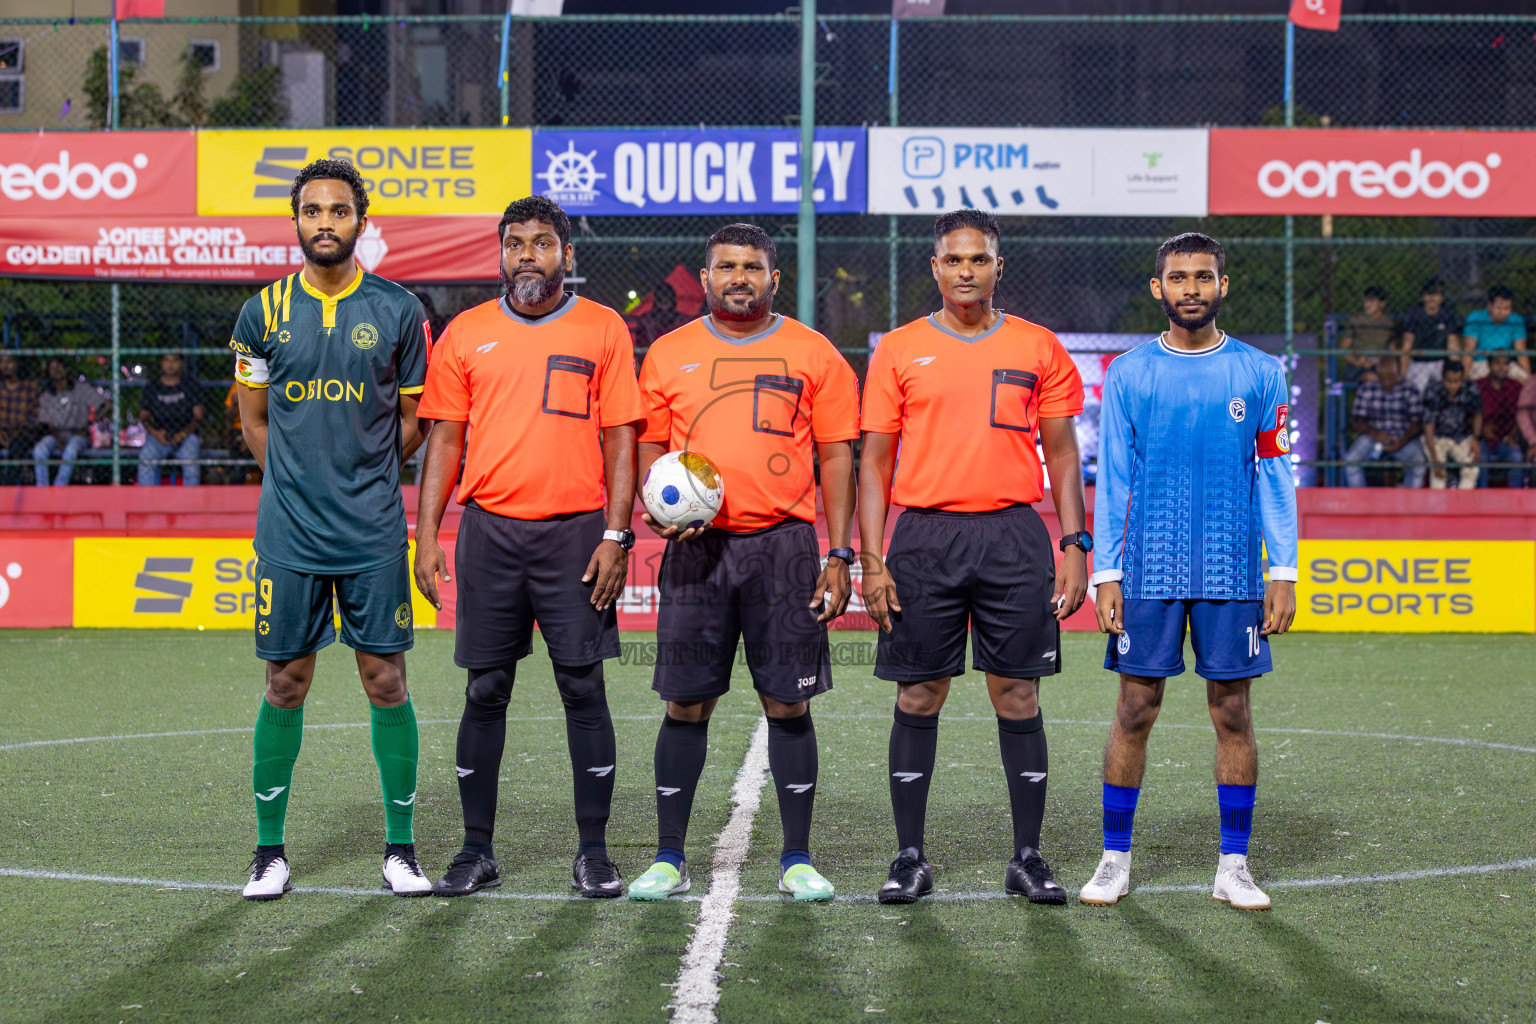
left=1519, top=363, right=1536, bottom=471
left=1345, top=355, right=1426, bottom=489
left=1461, top=285, right=1530, bottom=382
left=1338, top=285, right=1397, bottom=383
left=1399, top=278, right=1460, bottom=395
left=1478, top=354, right=1526, bottom=489
left=1422, top=361, right=1481, bottom=491
left=33, top=358, right=106, bottom=486
left=0, top=354, right=43, bottom=484
left=138, top=352, right=204, bottom=486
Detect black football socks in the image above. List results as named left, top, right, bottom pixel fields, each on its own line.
left=998, top=711, right=1049, bottom=854
left=553, top=662, right=617, bottom=857
left=654, top=714, right=710, bottom=866
left=456, top=664, right=514, bottom=854
left=766, top=711, right=818, bottom=870
left=888, top=706, right=939, bottom=856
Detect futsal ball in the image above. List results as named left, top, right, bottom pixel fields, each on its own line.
left=642, top=450, right=725, bottom=531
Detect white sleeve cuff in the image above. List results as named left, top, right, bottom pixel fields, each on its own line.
left=1267, top=566, right=1299, bottom=582
left=235, top=354, right=270, bottom=385
left=1089, top=569, right=1124, bottom=586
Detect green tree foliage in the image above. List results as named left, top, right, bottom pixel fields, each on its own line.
left=84, top=46, right=287, bottom=128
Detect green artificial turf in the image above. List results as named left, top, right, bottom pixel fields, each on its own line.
left=0, top=630, right=1531, bottom=1023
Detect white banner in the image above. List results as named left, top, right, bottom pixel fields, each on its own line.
left=867, top=127, right=1208, bottom=217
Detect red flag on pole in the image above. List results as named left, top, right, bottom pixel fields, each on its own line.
left=115, top=0, right=166, bottom=17
left=1288, top=0, right=1341, bottom=32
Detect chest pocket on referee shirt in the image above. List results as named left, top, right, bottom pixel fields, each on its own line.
left=542, top=354, right=596, bottom=419
left=989, top=368, right=1040, bottom=433
left=752, top=374, right=804, bottom=437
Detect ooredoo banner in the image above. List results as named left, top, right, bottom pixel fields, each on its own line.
left=0, top=131, right=196, bottom=217
left=0, top=214, right=502, bottom=283
left=1208, top=128, right=1536, bottom=216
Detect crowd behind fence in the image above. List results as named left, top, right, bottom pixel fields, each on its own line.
left=3, top=13, right=1536, bottom=485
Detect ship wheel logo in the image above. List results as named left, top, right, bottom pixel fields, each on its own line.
left=538, top=140, right=605, bottom=204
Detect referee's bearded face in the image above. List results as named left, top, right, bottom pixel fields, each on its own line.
left=501, top=219, right=572, bottom=310
left=293, top=178, right=362, bottom=269
left=1151, top=252, right=1228, bottom=332
left=703, top=244, right=778, bottom=322
left=931, top=228, right=1001, bottom=308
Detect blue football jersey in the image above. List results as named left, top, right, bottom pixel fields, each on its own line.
left=1092, top=334, right=1299, bottom=600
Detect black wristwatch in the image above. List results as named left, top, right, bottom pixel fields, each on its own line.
left=826, top=546, right=856, bottom=565
left=603, top=528, right=636, bottom=551
left=1059, top=531, right=1093, bottom=554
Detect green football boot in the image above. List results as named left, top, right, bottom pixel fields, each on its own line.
left=626, top=860, right=690, bottom=900
left=778, top=862, right=835, bottom=902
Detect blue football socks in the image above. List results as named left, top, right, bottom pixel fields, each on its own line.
left=1217, top=784, right=1256, bottom=855
left=1102, top=782, right=1140, bottom=852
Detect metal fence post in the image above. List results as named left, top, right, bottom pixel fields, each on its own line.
left=108, top=13, right=120, bottom=130
left=887, top=16, right=899, bottom=332
left=797, top=0, right=816, bottom=328
left=110, top=283, right=122, bottom=485
left=1283, top=19, right=1299, bottom=480
left=498, top=8, right=511, bottom=126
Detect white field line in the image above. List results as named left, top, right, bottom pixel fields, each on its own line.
left=669, top=716, right=772, bottom=1024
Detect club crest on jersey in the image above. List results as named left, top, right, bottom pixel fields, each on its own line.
left=1229, top=397, right=1246, bottom=422
left=351, top=323, right=379, bottom=350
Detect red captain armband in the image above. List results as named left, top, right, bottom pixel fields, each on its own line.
left=1256, top=404, right=1291, bottom=458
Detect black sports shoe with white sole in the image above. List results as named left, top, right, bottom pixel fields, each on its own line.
left=877, top=846, right=933, bottom=904
left=1005, top=847, right=1066, bottom=904
left=432, top=851, right=501, bottom=896
left=571, top=853, right=624, bottom=898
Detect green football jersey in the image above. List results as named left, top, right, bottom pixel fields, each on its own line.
left=230, top=269, right=429, bottom=575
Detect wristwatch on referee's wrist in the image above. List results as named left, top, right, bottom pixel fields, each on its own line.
left=1059, top=531, right=1093, bottom=554
left=603, top=529, right=636, bottom=551
left=826, top=546, right=856, bottom=565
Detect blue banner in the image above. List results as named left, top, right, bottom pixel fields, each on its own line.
left=530, top=128, right=866, bottom=216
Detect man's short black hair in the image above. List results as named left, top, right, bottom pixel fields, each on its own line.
left=1155, top=232, right=1226, bottom=278
left=499, top=195, right=571, bottom=247
left=705, top=223, right=777, bottom=272
left=1421, top=277, right=1446, bottom=297
left=1442, top=360, right=1465, bottom=376
left=1363, top=285, right=1388, bottom=302
left=1488, top=284, right=1515, bottom=304
left=933, top=208, right=1000, bottom=252
left=289, top=158, right=369, bottom=218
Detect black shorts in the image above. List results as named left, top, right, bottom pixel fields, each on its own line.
left=453, top=503, right=620, bottom=669
left=653, top=519, right=832, bottom=704
left=254, top=556, right=414, bottom=661
left=874, top=504, right=1060, bottom=682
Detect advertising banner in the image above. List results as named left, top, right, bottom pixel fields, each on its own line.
left=530, top=128, right=866, bottom=215
left=72, top=538, right=439, bottom=630
left=196, top=129, right=532, bottom=216
left=0, top=215, right=502, bottom=283
left=0, top=537, right=73, bottom=628
left=1, top=131, right=197, bottom=217
left=1293, top=540, right=1534, bottom=633
left=1208, top=129, right=1536, bottom=216
left=867, top=127, right=1208, bottom=216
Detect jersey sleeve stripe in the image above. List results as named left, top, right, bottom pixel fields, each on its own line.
left=399, top=385, right=425, bottom=395
left=240, top=381, right=270, bottom=389
left=281, top=274, right=294, bottom=322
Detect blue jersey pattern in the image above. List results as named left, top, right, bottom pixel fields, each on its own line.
left=1093, top=335, right=1299, bottom=601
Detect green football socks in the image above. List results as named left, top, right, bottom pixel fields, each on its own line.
left=252, top=699, right=304, bottom=846
left=371, top=697, right=419, bottom=845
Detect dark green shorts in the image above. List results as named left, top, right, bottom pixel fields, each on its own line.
left=253, top=556, right=415, bottom=661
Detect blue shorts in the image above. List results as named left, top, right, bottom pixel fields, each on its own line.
left=1103, top=599, right=1271, bottom=681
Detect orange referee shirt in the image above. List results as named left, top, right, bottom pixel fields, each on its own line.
left=417, top=294, right=645, bottom=520
left=861, top=312, right=1084, bottom=511
left=638, top=314, right=860, bottom=532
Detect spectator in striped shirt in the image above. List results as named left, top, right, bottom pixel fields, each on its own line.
left=1344, top=356, right=1426, bottom=488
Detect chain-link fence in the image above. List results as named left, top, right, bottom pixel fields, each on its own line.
left=3, top=13, right=1535, bottom=485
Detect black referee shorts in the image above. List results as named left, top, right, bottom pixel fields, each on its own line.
left=653, top=519, right=832, bottom=705
left=452, top=502, right=620, bottom=669
left=874, top=503, right=1060, bottom=683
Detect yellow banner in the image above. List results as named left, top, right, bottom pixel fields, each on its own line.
left=196, top=129, right=532, bottom=216
left=73, top=538, right=437, bottom=631
left=1294, top=540, right=1534, bottom=633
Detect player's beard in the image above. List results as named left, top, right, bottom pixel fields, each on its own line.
left=1160, top=290, right=1223, bottom=332
left=298, top=227, right=358, bottom=269
left=707, top=285, right=773, bottom=322
left=503, top=262, right=566, bottom=308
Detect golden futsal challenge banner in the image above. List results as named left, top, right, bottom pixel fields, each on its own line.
left=196, top=129, right=532, bottom=216
left=73, top=538, right=438, bottom=630
left=1293, top=540, right=1534, bottom=633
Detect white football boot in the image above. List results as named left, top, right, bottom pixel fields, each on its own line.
left=1212, top=853, right=1271, bottom=911
left=1078, top=849, right=1131, bottom=906
left=382, top=851, right=433, bottom=896
left=242, top=851, right=292, bottom=901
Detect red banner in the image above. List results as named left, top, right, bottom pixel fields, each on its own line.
left=0, top=537, right=73, bottom=628
left=1208, top=129, right=1536, bottom=216
left=1288, top=0, right=1341, bottom=32
left=0, top=214, right=502, bottom=283
left=1, top=132, right=196, bottom=217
